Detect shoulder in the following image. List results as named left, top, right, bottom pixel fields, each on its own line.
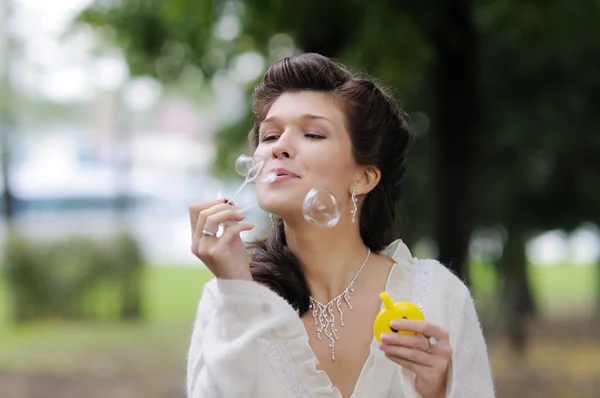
left=383, top=239, right=468, bottom=291
left=406, top=258, right=480, bottom=340
left=382, top=239, right=472, bottom=309
left=415, top=258, right=470, bottom=293
left=412, top=258, right=472, bottom=304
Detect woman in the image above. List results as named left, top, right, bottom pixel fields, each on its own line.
left=187, top=53, right=495, bottom=397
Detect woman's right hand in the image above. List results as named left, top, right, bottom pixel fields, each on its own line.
left=189, top=199, right=255, bottom=280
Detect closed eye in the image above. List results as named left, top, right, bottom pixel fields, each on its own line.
left=261, top=134, right=279, bottom=142
left=261, top=132, right=325, bottom=142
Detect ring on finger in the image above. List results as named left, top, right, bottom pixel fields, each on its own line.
left=202, top=229, right=217, bottom=237
left=427, top=336, right=438, bottom=351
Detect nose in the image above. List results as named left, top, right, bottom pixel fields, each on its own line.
left=271, top=132, right=295, bottom=160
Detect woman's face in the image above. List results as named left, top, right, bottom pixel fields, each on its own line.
left=253, top=91, right=358, bottom=218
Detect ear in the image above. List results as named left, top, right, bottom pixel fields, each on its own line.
left=353, top=165, right=381, bottom=196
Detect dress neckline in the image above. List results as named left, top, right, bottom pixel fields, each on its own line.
left=302, top=257, right=412, bottom=398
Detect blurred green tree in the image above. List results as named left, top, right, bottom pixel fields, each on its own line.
left=1, top=233, right=146, bottom=323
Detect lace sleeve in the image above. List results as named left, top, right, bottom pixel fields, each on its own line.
left=186, top=278, right=303, bottom=398
left=446, top=285, right=496, bottom=398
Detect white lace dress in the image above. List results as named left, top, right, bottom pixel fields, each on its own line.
left=186, top=239, right=496, bottom=397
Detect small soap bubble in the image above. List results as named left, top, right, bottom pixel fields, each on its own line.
left=302, top=188, right=340, bottom=228
left=234, top=155, right=252, bottom=177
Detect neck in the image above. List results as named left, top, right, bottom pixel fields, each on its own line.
left=283, top=216, right=370, bottom=303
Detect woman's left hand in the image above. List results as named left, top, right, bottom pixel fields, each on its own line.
left=379, top=319, right=452, bottom=398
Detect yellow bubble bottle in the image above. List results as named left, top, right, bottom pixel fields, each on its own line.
left=373, top=292, right=425, bottom=342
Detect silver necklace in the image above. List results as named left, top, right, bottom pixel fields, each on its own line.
left=308, top=248, right=371, bottom=361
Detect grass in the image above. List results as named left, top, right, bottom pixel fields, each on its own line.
left=143, top=266, right=214, bottom=321
left=469, top=261, right=597, bottom=317
left=0, top=266, right=213, bottom=373
left=0, top=263, right=598, bottom=397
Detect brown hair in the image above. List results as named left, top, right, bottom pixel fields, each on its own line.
left=248, top=53, right=412, bottom=315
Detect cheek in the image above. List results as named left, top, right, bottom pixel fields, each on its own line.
left=307, top=148, right=352, bottom=179
left=305, top=151, right=355, bottom=197
left=253, top=145, right=270, bottom=163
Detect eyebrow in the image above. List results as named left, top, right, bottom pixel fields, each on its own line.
left=260, top=113, right=333, bottom=126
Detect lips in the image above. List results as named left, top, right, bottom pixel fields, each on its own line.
left=272, top=168, right=299, bottom=178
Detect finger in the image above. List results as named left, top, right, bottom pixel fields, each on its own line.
left=390, top=319, right=449, bottom=341
left=189, top=199, right=227, bottom=234
left=189, top=198, right=228, bottom=217
left=379, top=344, right=436, bottom=367
left=380, top=333, right=430, bottom=352
left=384, top=353, right=428, bottom=374
left=218, top=222, right=255, bottom=244
left=202, top=208, right=246, bottom=236
left=193, top=203, right=240, bottom=241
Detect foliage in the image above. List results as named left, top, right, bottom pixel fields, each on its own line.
left=475, top=0, right=600, bottom=230
left=73, top=0, right=600, bottom=226
left=1, top=233, right=146, bottom=323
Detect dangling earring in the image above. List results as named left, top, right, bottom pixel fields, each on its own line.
left=269, top=213, right=276, bottom=228
left=351, top=186, right=358, bottom=224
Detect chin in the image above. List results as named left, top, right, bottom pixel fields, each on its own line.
left=257, top=189, right=304, bottom=217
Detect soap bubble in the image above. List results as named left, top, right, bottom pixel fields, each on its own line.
left=227, top=154, right=267, bottom=204
left=302, top=188, right=340, bottom=228
left=235, top=155, right=256, bottom=177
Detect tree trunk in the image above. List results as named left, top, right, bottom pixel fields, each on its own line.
left=0, top=122, right=15, bottom=221
left=499, top=228, right=537, bottom=355
left=595, top=257, right=600, bottom=322
left=431, top=0, right=479, bottom=285
left=0, top=0, right=15, bottom=222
